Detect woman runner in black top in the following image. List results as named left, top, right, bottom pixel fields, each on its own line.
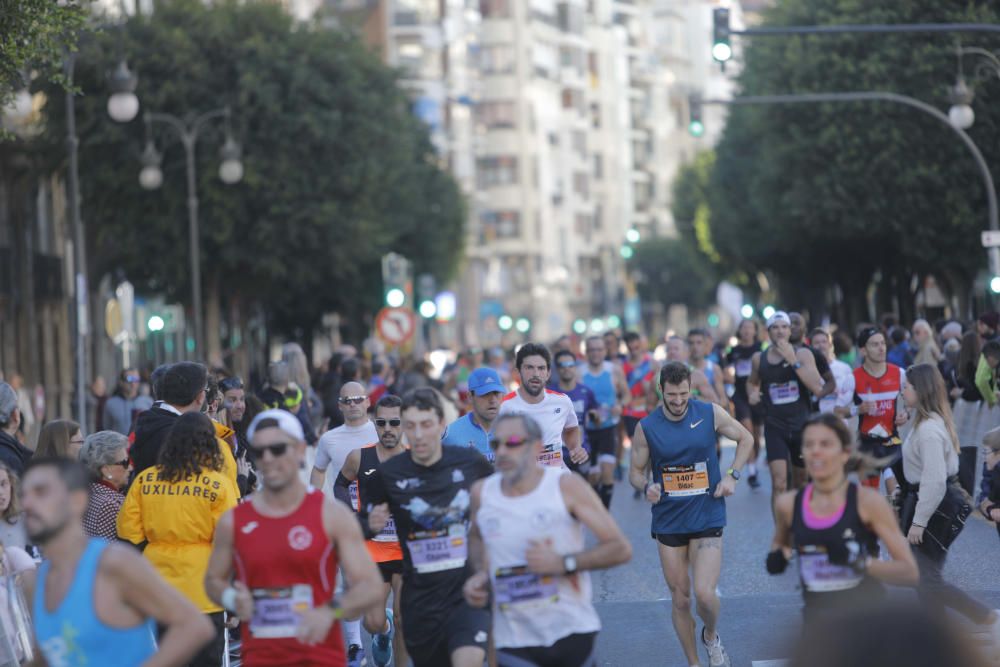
left=766, top=413, right=918, bottom=623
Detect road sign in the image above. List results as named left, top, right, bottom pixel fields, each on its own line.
left=376, top=307, right=417, bottom=345
left=983, top=231, right=1000, bottom=248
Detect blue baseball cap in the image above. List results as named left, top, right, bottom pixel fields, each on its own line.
left=468, top=367, right=505, bottom=396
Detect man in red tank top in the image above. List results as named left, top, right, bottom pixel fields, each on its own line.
left=205, top=409, right=383, bottom=667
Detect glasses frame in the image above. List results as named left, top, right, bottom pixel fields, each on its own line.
left=374, top=418, right=402, bottom=428
left=339, top=396, right=367, bottom=405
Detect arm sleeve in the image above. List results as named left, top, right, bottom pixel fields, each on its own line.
left=116, top=478, right=147, bottom=545
left=357, top=468, right=388, bottom=541
left=913, top=422, right=950, bottom=527
left=333, top=473, right=354, bottom=509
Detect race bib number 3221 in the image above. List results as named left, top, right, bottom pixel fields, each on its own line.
left=407, top=524, right=468, bottom=573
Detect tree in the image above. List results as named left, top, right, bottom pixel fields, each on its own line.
left=628, top=238, right=719, bottom=314
left=0, top=0, right=84, bottom=109
left=38, top=0, right=465, bottom=348
left=706, top=0, right=1000, bottom=324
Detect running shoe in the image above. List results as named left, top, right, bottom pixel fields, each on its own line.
left=370, top=609, right=394, bottom=667
left=747, top=473, right=760, bottom=489
left=702, top=627, right=731, bottom=667
left=348, top=643, right=367, bottom=667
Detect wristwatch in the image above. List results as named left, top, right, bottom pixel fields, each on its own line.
left=727, top=468, right=741, bottom=481
left=792, top=361, right=802, bottom=370
left=563, top=555, right=578, bottom=575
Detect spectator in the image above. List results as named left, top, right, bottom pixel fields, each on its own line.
left=979, top=426, right=1000, bottom=542
left=940, top=321, right=963, bottom=345
left=953, top=331, right=985, bottom=449
left=283, top=342, right=323, bottom=432
left=0, top=384, right=33, bottom=476
left=78, top=431, right=130, bottom=541
left=102, top=368, right=141, bottom=435
left=939, top=338, right=962, bottom=404
left=975, top=341, right=1000, bottom=409
left=912, top=319, right=942, bottom=366
left=887, top=327, right=913, bottom=368
left=118, top=412, right=237, bottom=667
left=833, top=329, right=857, bottom=368
left=260, top=360, right=316, bottom=445
left=979, top=312, right=1000, bottom=345
left=0, top=462, right=25, bottom=550
left=7, top=374, right=35, bottom=446
left=35, top=419, right=85, bottom=460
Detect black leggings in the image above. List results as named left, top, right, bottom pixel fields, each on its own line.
left=498, top=632, right=597, bottom=667
left=915, top=542, right=992, bottom=624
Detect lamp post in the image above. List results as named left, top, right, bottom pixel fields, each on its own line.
left=138, top=107, right=243, bottom=358
left=948, top=43, right=1000, bottom=131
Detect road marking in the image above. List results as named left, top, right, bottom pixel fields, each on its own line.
left=751, top=661, right=788, bottom=667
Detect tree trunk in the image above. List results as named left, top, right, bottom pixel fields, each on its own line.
left=205, top=271, right=223, bottom=368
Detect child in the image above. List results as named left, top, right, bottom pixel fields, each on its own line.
left=979, top=425, right=1000, bottom=542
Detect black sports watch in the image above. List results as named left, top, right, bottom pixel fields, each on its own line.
left=563, top=555, right=578, bottom=575
left=727, top=468, right=741, bottom=481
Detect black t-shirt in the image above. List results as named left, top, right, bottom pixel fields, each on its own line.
left=363, top=445, right=492, bottom=628
left=727, top=343, right=762, bottom=401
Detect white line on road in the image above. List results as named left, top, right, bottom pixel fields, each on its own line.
left=751, top=661, right=789, bottom=667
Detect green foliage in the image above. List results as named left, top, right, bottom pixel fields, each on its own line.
left=0, top=0, right=85, bottom=108
left=706, top=0, right=1000, bottom=318
left=38, top=0, right=465, bottom=334
left=628, top=236, right=720, bottom=312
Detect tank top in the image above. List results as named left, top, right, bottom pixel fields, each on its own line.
left=641, top=400, right=725, bottom=534
left=233, top=490, right=345, bottom=666
left=791, top=483, right=883, bottom=619
left=758, top=350, right=811, bottom=431
left=355, top=446, right=403, bottom=563
left=727, top=343, right=761, bottom=401
left=623, top=355, right=655, bottom=418
left=34, top=539, right=157, bottom=667
left=582, top=362, right=618, bottom=429
left=853, top=364, right=905, bottom=443
left=477, top=467, right=601, bottom=649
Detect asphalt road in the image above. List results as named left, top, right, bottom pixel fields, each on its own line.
left=591, top=445, right=1000, bottom=666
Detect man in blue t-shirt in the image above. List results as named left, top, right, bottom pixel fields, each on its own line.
left=441, top=367, right=505, bottom=462
left=552, top=348, right=598, bottom=476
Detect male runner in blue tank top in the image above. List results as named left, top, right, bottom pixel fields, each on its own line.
left=629, top=362, right=754, bottom=667
left=580, top=336, right=628, bottom=509
left=23, top=458, right=215, bottom=667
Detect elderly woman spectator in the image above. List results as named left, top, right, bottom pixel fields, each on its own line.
left=912, top=319, right=942, bottom=367
left=78, top=431, right=131, bottom=541
left=35, top=419, right=85, bottom=459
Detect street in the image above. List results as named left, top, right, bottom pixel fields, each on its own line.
left=592, top=445, right=1000, bottom=666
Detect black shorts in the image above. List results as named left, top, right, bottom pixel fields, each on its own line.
left=653, top=527, right=723, bottom=548
left=377, top=560, right=403, bottom=583
left=586, top=426, right=618, bottom=464
left=406, top=601, right=491, bottom=667
left=733, top=396, right=763, bottom=425
left=764, top=424, right=805, bottom=467
left=498, top=632, right=598, bottom=667
left=623, top=415, right=643, bottom=439
left=857, top=437, right=901, bottom=463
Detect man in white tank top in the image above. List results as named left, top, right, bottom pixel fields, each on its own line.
left=463, top=414, right=632, bottom=667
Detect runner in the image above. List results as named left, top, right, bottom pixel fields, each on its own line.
left=748, top=311, right=825, bottom=503
left=811, top=328, right=856, bottom=428
left=23, top=458, right=215, bottom=666
left=204, top=409, right=384, bottom=667
left=622, top=332, right=659, bottom=441
left=580, top=336, right=629, bottom=508
left=359, top=388, right=494, bottom=667
left=463, top=413, right=632, bottom=666
left=442, top=367, right=506, bottom=462
left=726, top=319, right=763, bottom=489
left=552, top=348, right=599, bottom=476
left=336, top=395, right=408, bottom=667
left=836, top=327, right=907, bottom=493
left=788, top=312, right=836, bottom=405
left=498, top=343, right=589, bottom=469
left=629, top=362, right=754, bottom=667
left=688, top=329, right=729, bottom=412
left=766, top=413, right=918, bottom=624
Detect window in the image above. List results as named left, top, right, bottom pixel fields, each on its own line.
left=480, top=0, right=511, bottom=18
left=561, top=88, right=583, bottom=113
left=575, top=213, right=592, bottom=241
left=593, top=153, right=603, bottom=179
left=571, top=130, right=587, bottom=157
left=477, top=101, right=517, bottom=129
left=476, top=156, right=519, bottom=188
left=479, top=45, right=515, bottom=74
left=573, top=172, right=589, bottom=198
left=480, top=211, right=521, bottom=242
left=557, top=2, right=583, bottom=34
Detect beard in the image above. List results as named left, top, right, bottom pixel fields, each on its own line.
left=523, top=381, right=544, bottom=397
left=26, top=514, right=70, bottom=546
left=381, top=435, right=399, bottom=449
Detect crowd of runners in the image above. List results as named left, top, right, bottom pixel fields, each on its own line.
left=1, top=311, right=1000, bottom=666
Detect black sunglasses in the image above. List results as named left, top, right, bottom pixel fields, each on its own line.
left=375, top=418, right=401, bottom=428
left=489, top=435, right=530, bottom=451
left=113, top=458, right=130, bottom=468
left=247, top=443, right=289, bottom=461
left=219, top=376, right=244, bottom=392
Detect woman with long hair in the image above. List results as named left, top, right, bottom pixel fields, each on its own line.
left=953, top=330, right=985, bottom=448
left=766, top=413, right=917, bottom=623
left=117, top=412, right=237, bottom=667
left=911, top=319, right=942, bottom=367
left=901, top=364, right=1000, bottom=632
left=35, top=419, right=85, bottom=459
left=0, top=463, right=25, bottom=550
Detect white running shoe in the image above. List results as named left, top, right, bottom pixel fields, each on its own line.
left=701, top=627, right=732, bottom=667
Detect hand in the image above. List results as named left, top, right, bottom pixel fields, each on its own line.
left=569, top=446, right=590, bottom=465
left=748, top=389, right=761, bottom=406
left=775, top=341, right=798, bottom=365
left=714, top=476, right=736, bottom=498
left=525, top=538, right=564, bottom=575
left=990, top=508, right=1000, bottom=523
left=894, top=410, right=909, bottom=427
left=463, top=571, right=490, bottom=608
left=296, top=605, right=337, bottom=646
left=858, top=401, right=876, bottom=415
left=225, top=615, right=240, bottom=630
left=587, top=410, right=601, bottom=425
left=645, top=482, right=662, bottom=503
left=907, top=524, right=925, bottom=545
left=232, top=581, right=254, bottom=622
left=237, top=454, right=251, bottom=478
left=950, top=387, right=962, bottom=399
left=369, top=503, right=390, bottom=534
left=611, top=404, right=623, bottom=418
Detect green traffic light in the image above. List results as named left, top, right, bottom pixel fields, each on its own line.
left=991, top=277, right=1000, bottom=294
left=419, top=300, right=437, bottom=318
left=386, top=288, right=406, bottom=308
left=689, top=120, right=705, bottom=137
left=148, top=315, right=165, bottom=332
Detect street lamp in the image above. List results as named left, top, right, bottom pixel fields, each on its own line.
left=948, top=77, right=975, bottom=130
left=106, top=60, right=139, bottom=123
left=138, top=107, right=243, bottom=357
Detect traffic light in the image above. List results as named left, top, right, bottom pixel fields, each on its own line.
left=712, top=7, right=732, bottom=63
left=688, top=95, right=704, bottom=137
left=382, top=253, right=411, bottom=308
left=417, top=273, right=437, bottom=319
left=147, top=315, right=165, bottom=332
left=991, top=276, right=1000, bottom=294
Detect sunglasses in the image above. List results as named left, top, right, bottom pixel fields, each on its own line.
left=557, top=361, right=576, bottom=369
left=125, top=375, right=140, bottom=383
left=339, top=396, right=367, bottom=405
left=219, top=376, right=244, bottom=392
left=247, top=443, right=289, bottom=461
left=489, top=435, right=529, bottom=451
left=113, top=458, right=130, bottom=468
left=375, top=418, right=401, bottom=428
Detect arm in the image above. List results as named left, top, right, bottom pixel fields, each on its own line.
left=793, top=348, right=826, bottom=396
left=333, top=449, right=362, bottom=509
left=712, top=403, right=754, bottom=498
left=692, top=370, right=720, bottom=404
left=814, top=354, right=836, bottom=399
left=115, top=475, right=146, bottom=546
left=549, top=473, right=631, bottom=571
left=357, top=467, right=390, bottom=539
left=561, top=396, right=587, bottom=464
left=644, top=361, right=661, bottom=413
left=858, top=487, right=919, bottom=586
left=628, top=424, right=660, bottom=502
left=747, top=353, right=762, bottom=406
left=462, top=481, right=491, bottom=609
left=710, top=366, right=729, bottom=411
left=910, top=423, right=950, bottom=530
left=310, top=440, right=331, bottom=490
left=612, top=366, right=629, bottom=418
left=104, top=545, right=216, bottom=667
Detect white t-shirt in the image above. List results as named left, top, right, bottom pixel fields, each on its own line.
left=498, top=389, right=578, bottom=468
left=820, top=359, right=856, bottom=415
left=313, top=421, right=378, bottom=489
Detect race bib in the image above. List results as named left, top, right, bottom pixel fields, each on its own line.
left=349, top=481, right=359, bottom=512
left=494, top=566, right=559, bottom=610
left=661, top=462, right=710, bottom=497
left=249, top=584, right=313, bottom=639
left=372, top=516, right=397, bottom=543
left=538, top=444, right=564, bottom=468
left=735, top=359, right=752, bottom=378
left=768, top=381, right=801, bottom=405
left=407, top=524, right=468, bottom=573
left=798, top=547, right=863, bottom=593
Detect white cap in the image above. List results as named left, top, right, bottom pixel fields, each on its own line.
left=247, top=409, right=305, bottom=442
left=766, top=310, right=791, bottom=329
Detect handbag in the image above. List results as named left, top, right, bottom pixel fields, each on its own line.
left=900, top=476, right=971, bottom=554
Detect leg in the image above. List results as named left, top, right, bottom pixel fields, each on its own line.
left=452, top=646, right=488, bottom=667
left=764, top=424, right=791, bottom=513
left=447, top=603, right=491, bottom=667
left=362, top=582, right=392, bottom=635
left=392, top=573, right=409, bottom=667
left=787, top=430, right=808, bottom=491
left=597, top=427, right=618, bottom=508
left=690, top=536, right=723, bottom=642
left=657, top=540, right=700, bottom=666
left=187, top=611, right=226, bottom=667
left=915, top=543, right=993, bottom=624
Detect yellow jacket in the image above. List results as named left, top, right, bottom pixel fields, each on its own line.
left=117, top=466, right=237, bottom=612
left=214, top=421, right=242, bottom=499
